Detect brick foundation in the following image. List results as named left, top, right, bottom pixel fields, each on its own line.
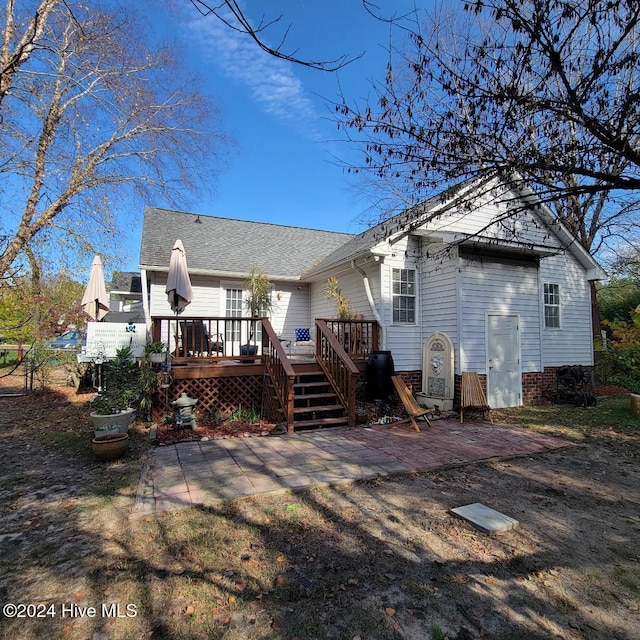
left=397, top=366, right=585, bottom=407
left=394, top=370, right=422, bottom=394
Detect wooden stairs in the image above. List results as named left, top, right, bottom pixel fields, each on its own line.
left=269, top=362, right=349, bottom=430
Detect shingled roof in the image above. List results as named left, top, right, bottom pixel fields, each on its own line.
left=303, top=193, right=445, bottom=278
left=109, top=271, right=142, bottom=294
left=139, top=207, right=354, bottom=280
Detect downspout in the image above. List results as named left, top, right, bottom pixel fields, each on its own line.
left=351, top=260, right=386, bottom=349
left=141, top=269, right=151, bottom=334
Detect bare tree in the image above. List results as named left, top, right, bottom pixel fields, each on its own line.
left=189, top=0, right=360, bottom=71
left=336, top=0, right=640, bottom=256
left=0, top=0, right=59, bottom=108
left=0, top=1, right=226, bottom=281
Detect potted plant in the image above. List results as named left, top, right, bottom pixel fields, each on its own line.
left=144, top=340, right=166, bottom=363
left=92, top=432, right=129, bottom=461
left=242, top=266, right=274, bottom=356
left=90, top=346, right=139, bottom=434
left=139, top=346, right=164, bottom=422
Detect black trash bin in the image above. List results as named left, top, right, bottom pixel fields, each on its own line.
left=366, top=350, right=395, bottom=400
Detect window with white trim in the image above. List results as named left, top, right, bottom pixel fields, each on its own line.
left=392, top=268, right=416, bottom=324
left=225, top=288, right=243, bottom=341
left=543, top=283, right=560, bottom=328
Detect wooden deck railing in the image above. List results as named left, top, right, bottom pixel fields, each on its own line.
left=151, top=315, right=380, bottom=432
left=151, top=316, right=265, bottom=361
left=261, top=318, right=296, bottom=433
left=315, top=319, right=359, bottom=427
left=317, top=319, right=378, bottom=360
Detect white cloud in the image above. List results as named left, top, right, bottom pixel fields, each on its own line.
left=186, top=10, right=322, bottom=138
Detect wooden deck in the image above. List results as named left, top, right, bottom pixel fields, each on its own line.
left=151, top=317, right=377, bottom=432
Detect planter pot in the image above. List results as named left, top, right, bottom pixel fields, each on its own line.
left=631, top=393, right=640, bottom=416
left=148, top=353, right=164, bottom=363
left=92, top=433, right=129, bottom=461
left=94, top=424, right=121, bottom=438
left=240, top=344, right=258, bottom=356
left=90, top=408, right=136, bottom=433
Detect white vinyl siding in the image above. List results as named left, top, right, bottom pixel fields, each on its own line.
left=540, top=254, right=593, bottom=366
left=149, top=273, right=312, bottom=343
left=420, top=241, right=459, bottom=366
left=459, top=256, right=540, bottom=375
left=383, top=236, right=422, bottom=370
left=149, top=273, right=219, bottom=317
left=269, top=284, right=310, bottom=340
left=418, top=180, right=564, bottom=250
left=310, top=266, right=379, bottom=323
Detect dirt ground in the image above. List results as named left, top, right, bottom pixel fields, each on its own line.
left=0, top=371, right=638, bottom=640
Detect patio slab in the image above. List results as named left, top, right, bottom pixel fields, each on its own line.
left=136, top=418, right=572, bottom=515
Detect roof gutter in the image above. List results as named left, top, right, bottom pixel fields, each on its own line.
left=351, top=259, right=386, bottom=350
left=138, top=265, right=303, bottom=282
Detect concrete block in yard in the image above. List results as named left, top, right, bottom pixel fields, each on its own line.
left=450, top=502, right=519, bottom=535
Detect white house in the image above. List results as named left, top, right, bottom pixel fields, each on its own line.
left=139, top=174, right=605, bottom=415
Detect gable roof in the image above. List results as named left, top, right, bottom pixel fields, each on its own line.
left=302, top=192, right=445, bottom=278
left=304, top=176, right=606, bottom=280
left=109, top=271, right=142, bottom=294
left=139, top=207, right=354, bottom=281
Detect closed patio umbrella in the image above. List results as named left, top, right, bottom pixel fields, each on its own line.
left=165, top=239, right=193, bottom=314
left=81, top=255, right=110, bottom=321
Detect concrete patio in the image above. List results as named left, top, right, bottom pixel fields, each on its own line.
left=133, top=418, right=571, bottom=515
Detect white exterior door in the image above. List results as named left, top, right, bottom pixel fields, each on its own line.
left=487, top=314, right=522, bottom=408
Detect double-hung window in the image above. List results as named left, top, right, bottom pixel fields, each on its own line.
left=392, top=268, right=416, bottom=324
left=543, top=283, right=560, bottom=328
left=225, top=288, right=243, bottom=342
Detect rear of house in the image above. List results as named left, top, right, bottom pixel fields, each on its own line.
left=138, top=175, right=605, bottom=428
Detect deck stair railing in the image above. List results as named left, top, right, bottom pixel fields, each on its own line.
left=315, top=319, right=359, bottom=427
left=261, top=318, right=296, bottom=432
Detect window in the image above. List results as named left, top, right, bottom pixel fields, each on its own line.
left=392, top=268, right=416, bottom=324
left=543, top=283, right=560, bottom=328
left=225, top=288, right=243, bottom=341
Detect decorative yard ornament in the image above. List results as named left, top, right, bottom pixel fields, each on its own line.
left=418, top=332, right=455, bottom=411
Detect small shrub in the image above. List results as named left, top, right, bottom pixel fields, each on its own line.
left=226, top=404, right=260, bottom=423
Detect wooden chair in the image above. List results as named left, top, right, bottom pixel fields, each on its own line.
left=460, top=372, right=493, bottom=423
left=391, top=375, right=432, bottom=432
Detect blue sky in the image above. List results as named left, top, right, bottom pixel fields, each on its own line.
left=120, top=0, right=421, bottom=272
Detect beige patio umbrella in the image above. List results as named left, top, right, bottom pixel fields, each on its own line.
left=165, top=239, right=193, bottom=313
left=81, top=255, right=110, bottom=321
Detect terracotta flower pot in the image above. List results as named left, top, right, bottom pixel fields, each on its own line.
left=92, top=433, right=129, bottom=461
